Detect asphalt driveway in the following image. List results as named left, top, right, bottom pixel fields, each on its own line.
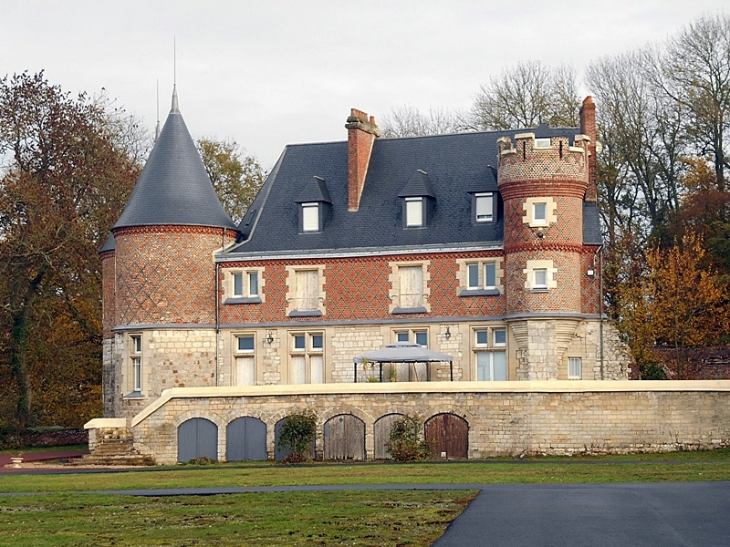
left=433, top=482, right=730, bottom=547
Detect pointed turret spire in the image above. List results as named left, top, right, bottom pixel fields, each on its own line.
left=171, top=85, right=180, bottom=114
left=113, top=88, right=236, bottom=232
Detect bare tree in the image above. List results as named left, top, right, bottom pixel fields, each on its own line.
left=465, top=61, right=580, bottom=131
left=380, top=105, right=461, bottom=138
left=657, top=13, right=730, bottom=189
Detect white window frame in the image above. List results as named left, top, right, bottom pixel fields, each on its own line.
left=130, top=334, right=142, bottom=393
left=474, top=192, right=494, bottom=223
left=459, top=259, right=503, bottom=293
left=473, top=326, right=508, bottom=381
left=290, top=331, right=324, bottom=384
left=405, top=197, right=424, bottom=227
left=568, top=357, right=582, bottom=380
left=524, top=260, right=557, bottom=291
left=523, top=196, right=556, bottom=228
left=302, top=202, right=320, bottom=232
left=395, top=329, right=428, bottom=347
left=234, top=334, right=256, bottom=386
left=534, top=137, right=551, bottom=148
left=226, top=268, right=264, bottom=301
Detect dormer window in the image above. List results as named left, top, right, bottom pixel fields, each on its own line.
left=475, top=193, right=494, bottom=223
left=405, top=197, right=424, bottom=227
left=398, top=169, right=435, bottom=229
left=302, top=202, right=320, bottom=232
left=296, top=176, right=331, bottom=234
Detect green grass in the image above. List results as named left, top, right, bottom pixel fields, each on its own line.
left=0, top=490, right=475, bottom=547
left=2, top=449, right=730, bottom=494
left=1, top=450, right=728, bottom=546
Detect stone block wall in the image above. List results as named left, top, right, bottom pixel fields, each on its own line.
left=125, top=381, right=730, bottom=465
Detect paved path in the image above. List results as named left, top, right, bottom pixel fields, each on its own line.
left=433, top=482, right=730, bottom=547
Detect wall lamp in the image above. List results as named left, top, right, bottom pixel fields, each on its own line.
left=445, top=326, right=451, bottom=340
left=265, top=330, right=274, bottom=345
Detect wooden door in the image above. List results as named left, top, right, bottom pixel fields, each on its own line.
left=425, top=413, right=468, bottom=460
left=226, top=417, right=267, bottom=462
left=177, top=418, right=217, bottom=463
left=324, top=414, right=365, bottom=460
left=373, top=413, right=404, bottom=459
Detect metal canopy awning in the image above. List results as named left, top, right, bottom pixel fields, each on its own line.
left=353, top=341, right=454, bottom=382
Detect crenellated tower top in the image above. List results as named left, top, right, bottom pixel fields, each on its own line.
left=497, top=132, right=590, bottom=199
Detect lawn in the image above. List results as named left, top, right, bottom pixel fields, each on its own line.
left=1, top=450, right=728, bottom=546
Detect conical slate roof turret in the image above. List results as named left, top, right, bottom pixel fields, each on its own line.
left=113, top=88, right=237, bottom=231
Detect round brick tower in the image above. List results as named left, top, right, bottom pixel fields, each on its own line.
left=497, top=128, right=592, bottom=380
left=104, top=88, right=237, bottom=416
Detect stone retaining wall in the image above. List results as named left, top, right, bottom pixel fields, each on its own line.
left=120, top=381, right=730, bottom=465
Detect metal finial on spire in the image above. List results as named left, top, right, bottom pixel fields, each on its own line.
left=170, top=38, right=180, bottom=113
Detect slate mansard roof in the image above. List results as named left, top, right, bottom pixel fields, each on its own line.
left=113, top=92, right=236, bottom=232
left=223, top=124, right=600, bottom=258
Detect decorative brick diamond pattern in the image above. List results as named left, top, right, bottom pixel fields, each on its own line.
left=115, top=227, right=235, bottom=326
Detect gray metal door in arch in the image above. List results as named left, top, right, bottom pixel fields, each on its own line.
left=425, top=413, right=469, bottom=460
left=324, top=414, right=365, bottom=461
left=226, top=417, right=267, bottom=462
left=373, top=413, right=404, bottom=459
left=274, top=418, right=315, bottom=461
left=177, top=418, right=217, bottom=463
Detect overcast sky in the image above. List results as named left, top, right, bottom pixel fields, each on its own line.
left=3, top=1, right=727, bottom=169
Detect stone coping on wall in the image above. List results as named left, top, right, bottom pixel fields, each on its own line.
left=129, top=380, right=730, bottom=428
left=84, top=418, right=128, bottom=429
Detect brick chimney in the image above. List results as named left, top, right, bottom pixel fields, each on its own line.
left=346, top=108, right=380, bottom=211
left=579, top=96, right=597, bottom=202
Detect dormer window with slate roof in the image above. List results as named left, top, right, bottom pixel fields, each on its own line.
left=398, top=170, right=435, bottom=229
left=296, top=176, right=331, bottom=234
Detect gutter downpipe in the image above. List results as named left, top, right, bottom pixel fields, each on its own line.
left=599, top=245, right=605, bottom=380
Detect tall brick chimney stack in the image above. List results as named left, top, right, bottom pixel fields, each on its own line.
left=346, top=108, right=380, bottom=211
left=579, top=96, right=597, bottom=202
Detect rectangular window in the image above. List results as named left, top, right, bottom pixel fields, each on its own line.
left=533, top=202, right=547, bottom=223
left=131, top=335, right=142, bottom=392
left=475, top=329, right=488, bottom=347
left=235, top=335, right=255, bottom=386
left=248, top=272, right=259, bottom=297
left=405, top=197, right=424, bottom=227
left=399, top=265, right=423, bottom=308
left=414, top=331, right=428, bottom=347
left=484, top=263, right=496, bottom=289
left=233, top=272, right=243, bottom=297
left=296, top=270, right=319, bottom=311
left=396, top=331, right=410, bottom=343
left=568, top=357, right=582, bottom=380
left=476, top=351, right=507, bottom=381
left=534, top=268, right=548, bottom=289
left=395, top=329, right=428, bottom=347
left=493, top=328, right=506, bottom=346
left=534, top=138, right=551, bottom=148
left=302, top=202, right=319, bottom=232
left=468, top=264, right=479, bottom=289
left=291, top=332, right=324, bottom=384
left=475, top=193, right=494, bottom=222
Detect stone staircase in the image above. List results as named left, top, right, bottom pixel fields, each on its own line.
left=81, top=421, right=155, bottom=466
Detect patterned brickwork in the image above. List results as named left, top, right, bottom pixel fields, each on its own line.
left=497, top=134, right=589, bottom=185
left=502, top=195, right=585, bottom=250
left=580, top=247, right=602, bottom=315
left=219, top=251, right=508, bottom=325
left=101, top=251, right=115, bottom=340
left=114, top=226, right=235, bottom=326
left=505, top=251, right=582, bottom=314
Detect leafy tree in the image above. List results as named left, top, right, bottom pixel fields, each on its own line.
left=0, top=72, right=140, bottom=428
left=618, top=233, right=730, bottom=379
left=197, top=138, right=266, bottom=225
left=466, top=61, right=580, bottom=130
left=277, top=409, right=317, bottom=464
